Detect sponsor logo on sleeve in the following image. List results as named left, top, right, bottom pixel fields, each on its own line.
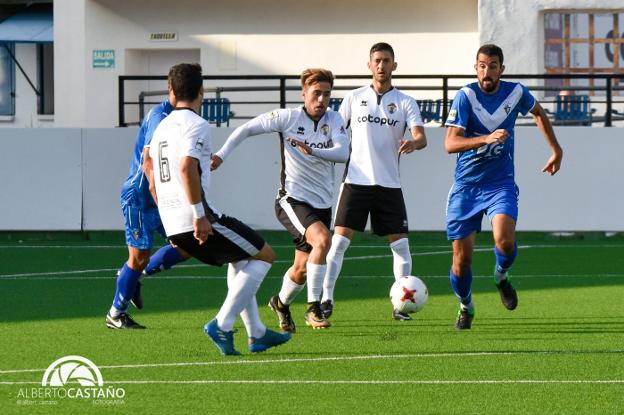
left=195, top=138, right=204, bottom=150
left=447, top=109, right=457, bottom=122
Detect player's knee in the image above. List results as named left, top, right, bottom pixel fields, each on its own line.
left=291, top=265, right=307, bottom=283
left=311, top=234, right=331, bottom=256
left=496, top=239, right=515, bottom=255
left=255, top=243, right=275, bottom=264
left=452, top=254, right=472, bottom=276
left=128, top=250, right=150, bottom=271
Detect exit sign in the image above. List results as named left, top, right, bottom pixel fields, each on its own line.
left=92, top=49, right=115, bottom=69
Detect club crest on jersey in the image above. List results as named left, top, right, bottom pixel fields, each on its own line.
left=195, top=138, right=204, bottom=150
left=267, top=110, right=280, bottom=120
left=504, top=103, right=512, bottom=114
left=297, top=126, right=305, bottom=135
left=387, top=103, right=397, bottom=114
left=360, top=100, right=368, bottom=106
left=320, top=124, right=329, bottom=136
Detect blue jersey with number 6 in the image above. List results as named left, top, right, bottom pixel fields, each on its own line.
left=445, top=81, right=535, bottom=186
left=120, top=100, right=173, bottom=209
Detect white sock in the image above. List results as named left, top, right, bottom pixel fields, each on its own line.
left=108, top=306, right=122, bottom=318
left=307, top=262, right=326, bottom=303
left=215, top=260, right=270, bottom=332
left=390, top=238, right=412, bottom=281
left=494, top=267, right=508, bottom=282
left=278, top=270, right=305, bottom=305
left=322, top=234, right=350, bottom=302
left=226, top=260, right=265, bottom=338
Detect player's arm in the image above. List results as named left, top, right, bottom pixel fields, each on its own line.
left=399, top=126, right=427, bottom=154
left=142, top=147, right=158, bottom=204
left=530, top=101, right=563, bottom=175
left=180, top=156, right=213, bottom=244
left=288, top=133, right=349, bottom=163
left=444, top=126, right=509, bottom=154
left=211, top=111, right=281, bottom=170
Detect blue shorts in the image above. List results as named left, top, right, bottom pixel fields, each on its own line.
left=122, top=201, right=167, bottom=250
left=446, top=181, right=519, bottom=240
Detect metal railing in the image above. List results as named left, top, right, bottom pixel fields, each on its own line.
left=119, top=74, right=624, bottom=127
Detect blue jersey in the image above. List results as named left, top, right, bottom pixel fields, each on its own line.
left=120, top=100, right=173, bottom=209
left=445, top=81, right=535, bottom=186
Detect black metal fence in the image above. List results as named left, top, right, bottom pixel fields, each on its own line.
left=118, top=74, right=624, bottom=127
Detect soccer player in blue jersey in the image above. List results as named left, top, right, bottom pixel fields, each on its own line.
left=444, top=44, right=563, bottom=330
left=106, top=73, right=189, bottom=329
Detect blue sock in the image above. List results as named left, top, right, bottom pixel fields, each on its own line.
left=113, top=264, right=142, bottom=311
left=450, top=268, right=473, bottom=306
left=494, top=243, right=517, bottom=274
left=144, top=245, right=186, bottom=276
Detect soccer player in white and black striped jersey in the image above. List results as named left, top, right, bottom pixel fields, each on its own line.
left=148, top=63, right=291, bottom=355
left=323, top=43, right=428, bottom=321
left=212, top=69, right=349, bottom=331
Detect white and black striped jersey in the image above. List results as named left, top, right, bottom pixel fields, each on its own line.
left=215, top=107, right=349, bottom=209
left=339, top=86, right=423, bottom=188
left=149, top=108, right=220, bottom=237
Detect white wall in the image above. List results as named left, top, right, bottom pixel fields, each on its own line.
left=50, top=0, right=479, bottom=128
left=1, top=126, right=622, bottom=232
left=478, top=0, right=624, bottom=74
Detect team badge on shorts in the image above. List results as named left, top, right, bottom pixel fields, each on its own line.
left=133, top=230, right=140, bottom=241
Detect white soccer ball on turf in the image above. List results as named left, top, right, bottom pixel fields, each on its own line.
left=390, top=276, right=428, bottom=313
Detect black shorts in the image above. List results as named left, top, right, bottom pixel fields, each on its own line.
left=334, top=183, right=408, bottom=237
left=169, top=215, right=266, bottom=267
left=275, top=197, right=332, bottom=253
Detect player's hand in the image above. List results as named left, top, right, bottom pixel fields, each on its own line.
left=287, top=137, right=313, bottom=155
left=485, top=129, right=509, bottom=145
left=399, top=139, right=419, bottom=154
left=542, top=147, right=563, bottom=176
left=193, top=217, right=213, bottom=245
left=211, top=155, right=223, bottom=171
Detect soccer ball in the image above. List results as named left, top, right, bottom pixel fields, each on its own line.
left=390, top=276, right=428, bottom=313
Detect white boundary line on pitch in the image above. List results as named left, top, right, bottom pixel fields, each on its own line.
left=3, top=245, right=624, bottom=280
left=2, top=243, right=623, bottom=249
left=2, top=349, right=623, bottom=375
left=1, top=273, right=622, bottom=281
left=2, top=379, right=623, bottom=385
left=0, top=248, right=461, bottom=278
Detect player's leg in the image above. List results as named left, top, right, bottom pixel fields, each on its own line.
left=446, top=184, right=483, bottom=330
left=323, top=184, right=370, bottom=315
left=143, top=244, right=189, bottom=276
left=107, top=203, right=150, bottom=329
left=491, top=214, right=518, bottom=310
left=227, top=259, right=266, bottom=339
left=371, top=186, right=412, bottom=320
left=322, top=226, right=353, bottom=315
left=176, top=214, right=289, bottom=354
left=450, top=234, right=477, bottom=329
left=304, top=221, right=333, bottom=328
left=486, top=183, right=520, bottom=310
left=269, top=251, right=306, bottom=333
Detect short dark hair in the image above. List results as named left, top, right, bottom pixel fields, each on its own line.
left=301, top=68, right=334, bottom=88
left=369, top=42, right=395, bottom=60
left=476, top=44, right=504, bottom=65
left=168, top=63, right=203, bottom=102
